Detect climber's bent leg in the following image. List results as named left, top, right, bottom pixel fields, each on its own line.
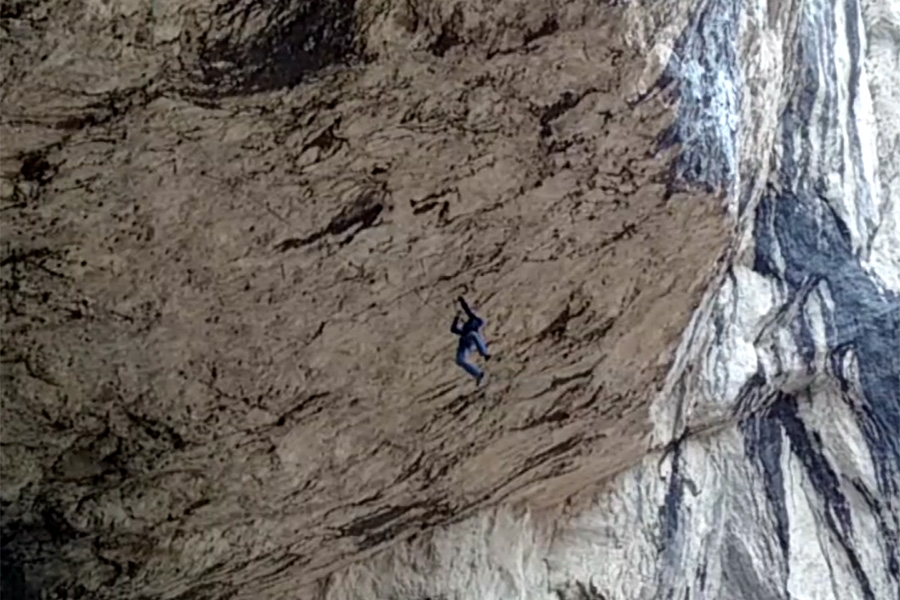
left=455, top=347, right=483, bottom=381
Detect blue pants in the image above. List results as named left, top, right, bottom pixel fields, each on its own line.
left=456, top=332, right=488, bottom=380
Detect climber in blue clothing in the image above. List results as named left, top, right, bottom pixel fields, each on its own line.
left=451, top=296, right=491, bottom=384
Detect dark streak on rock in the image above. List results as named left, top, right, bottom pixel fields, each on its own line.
left=516, top=435, right=583, bottom=477
left=745, top=3, right=900, bottom=593
left=850, top=478, right=900, bottom=577
left=523, top=16, right=559, bottom=46
left=538, top=304, right=588, bottom=342
left=183, top=499, right=211, bottom=516
left=520, top=409, right=570, bottom=430
left=722, top=533, right=779, bottom=599
left=697, top=559, right=708, bottom=593
left=841, top=0, right=873, bottom=252
left=340, top=505, right=415, bottom=538
left=552, top=579, right=608, bottom=600
left=548, top=368, right=593, bottom=391
left=123, top=409, right=186, bottom=451
left=275, top=188, right=386, bottom=252
left=731, top=366, right=768, bottom=420
left=410, top=189, right=456, bottom=217
left=18, top=150, right=57, bottom=184
left=599, top=222, right=637, bottom=248
left=658, top=439, right=684, bottom=557
left=170, top=581, right=239, bottom=600
left=429, top=6, right=464, bottom=58
left=307, top=321, right=326, bottom=344
left=195, top=0, right=358, bottom=96
left=539, top=306, right=572, bottom=342
left=656, top=0, right=740, bottom=196
left=301, top=118, right=346, bottom=156
left=584, top=317, right=615, bottom=343
left=274, top=392, right=330, bottom=426
left=767, top=394, right=875, bottom=600
left=0, top=1, right=27, bottom=19
left=536, top=88, right=597, bottom=138
left=412, top=201, right=440, bottom=215
left=774, top=394, right=850, bottom=526
left=740, top=409, right=790, bottom=560
left=339, top=500, right=455, bottom=551
left=54, top=84, right=158, bottom=132
left=755, top=185, right=900, bottom=503
left=0, top=549, right=33, bottom=600
left=445, top=389, right=484, bottom=417
left=0, top=247, right=57, bottom=268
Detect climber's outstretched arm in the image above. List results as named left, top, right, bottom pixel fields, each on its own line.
left=457, top=296, right=477, bottom=321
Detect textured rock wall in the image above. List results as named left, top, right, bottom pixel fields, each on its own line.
left=2, top=1, right=730, bottom=598
left=1, top=0, right=897, bottom=599
left=321, top=0, right=900, bottom=599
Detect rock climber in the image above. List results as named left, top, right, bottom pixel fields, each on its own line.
left=451, top=296, right=491, bottom=384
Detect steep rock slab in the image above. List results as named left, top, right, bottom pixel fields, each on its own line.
left=320, top=0, right=900, bottom=599
left=0, top=1, right=730, bottom=598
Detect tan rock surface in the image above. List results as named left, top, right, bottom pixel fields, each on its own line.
left=1, top=1, right=729, bottom=597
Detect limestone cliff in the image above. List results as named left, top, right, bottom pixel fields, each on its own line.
left=0, top=0, right=897, bottom=599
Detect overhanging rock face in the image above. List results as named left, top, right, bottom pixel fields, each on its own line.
left=323, top=0, right=900, bottom=598
left=0, top=1, right=897, bottom=600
